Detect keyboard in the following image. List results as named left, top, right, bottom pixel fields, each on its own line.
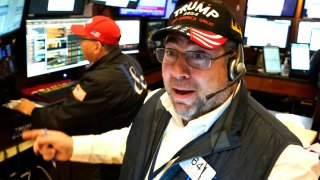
left=21, top=80, right=78, bottom=103
left=33, top=81, right=77, bottom=102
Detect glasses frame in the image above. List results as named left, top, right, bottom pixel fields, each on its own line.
left=154, top=48, right=235, bottom=69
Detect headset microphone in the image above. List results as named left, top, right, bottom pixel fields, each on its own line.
left=206, top=44, right=246, bottom=100
left=205, top=68, right=245, bottom=100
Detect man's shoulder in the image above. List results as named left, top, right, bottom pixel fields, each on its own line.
left=246, top=97, right=302, bottom=145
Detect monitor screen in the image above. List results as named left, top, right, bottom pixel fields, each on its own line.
left=244, top=16, right=291, bottom=48
left=301, top=0, right=320, bottom=19
left=263, top=46, right=281, bottom=74
left=147, top=20, right=164, bottom=48
left=90, top=0, right=139, bottom=8
left=28, top=0, right=86, bottom=16
left=297, top=21, right=320, bottom=50
left=290, top=43, right=310, bottom=71
left=0, top=43, right=16, bottom=80
left=310, top=28, right=320, bottom=51
left=246, top=0, right=298, bottom=17
left=0, top=0, right=25, bottom=37
left=119, top=0, right=167, bottom=17
left=162, top=0, right=176, bottom=19
left=115, top=19, right=140, bottom=54
left=25, top=18, right=90, bottom=78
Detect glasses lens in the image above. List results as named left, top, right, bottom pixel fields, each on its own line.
left=156, top=48, right=178, bottom=64
left=185, top=52, right=212, bottom=69
left=155, top=48, right=165, bottom=63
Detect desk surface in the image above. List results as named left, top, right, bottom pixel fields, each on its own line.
left=246, top=71, right=312, bottom=84
left=244, top=72, right=317, bottom=100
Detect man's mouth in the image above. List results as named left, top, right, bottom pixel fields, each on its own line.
left=174, top=89, right=194, bottom=95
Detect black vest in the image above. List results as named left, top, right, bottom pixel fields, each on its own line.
left=120, top=82, right=302, bottom=180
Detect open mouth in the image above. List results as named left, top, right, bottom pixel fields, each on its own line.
left=175, top=89, right=194, bottom=95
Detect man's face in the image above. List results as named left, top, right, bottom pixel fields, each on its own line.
left=78, top=36, right=99, bottom=63
left=162, top=33, right=233, bottom=121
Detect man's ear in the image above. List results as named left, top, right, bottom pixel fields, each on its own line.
left=94, top=41, right=103, bottom=54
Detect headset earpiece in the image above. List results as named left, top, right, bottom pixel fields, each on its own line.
left=228, top=44, right=246, bottom=81
left=206, top=44, right=247, bottom=100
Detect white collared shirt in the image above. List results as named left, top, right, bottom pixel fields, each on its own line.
left=71, top=88, right=320, bottom=179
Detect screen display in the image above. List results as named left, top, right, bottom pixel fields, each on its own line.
left=263, top=46, right=281, bottom=74
left=301, top=0, right=320, bottom=19
left=297, top=21, right=320, bottom=51
left=147, top=20, right=164, bottom=48
left=246, top=0, right=298, bottom=17
left=244, top=16, right=291, bottom=48
left=290, top=43, right=310, bottom=71
left=0, top=0, right=25, bottom=37
left=28, top=0, right=86, bottom=16
left=25, top=18, right=90, bottom=78
left=310, top=28, right=320, bottom=51
left=90, top=0, right=139, bottom=8
left=0, top=43, right=16, bottom=80
left=162, top=0, right=176, bottom=19
left=119, top=0, right=167, bottom=17
left=115, top=19, right=140, bottom=54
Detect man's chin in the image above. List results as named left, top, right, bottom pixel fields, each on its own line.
left=173, top=103, right=192, bottom=115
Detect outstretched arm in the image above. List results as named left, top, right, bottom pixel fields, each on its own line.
left=23, top=126, right=130, bottom=164
left=22, top=129, right=73, bottom=161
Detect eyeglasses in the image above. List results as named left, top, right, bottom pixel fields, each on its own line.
left=155, top=48, right=235, bottom=69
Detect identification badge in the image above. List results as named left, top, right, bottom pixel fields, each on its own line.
left=179, top=157, right=216, bottom=180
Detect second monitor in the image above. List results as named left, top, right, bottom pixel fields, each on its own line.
left=25, top=18, right=90, bottom=78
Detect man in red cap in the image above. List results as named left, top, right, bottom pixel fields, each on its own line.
left=22, top=1, right=320, bottom=179
left=14, top=16, right=148, bottom=179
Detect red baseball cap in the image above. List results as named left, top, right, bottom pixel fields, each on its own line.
left=71, top=16, right=121, bottom=45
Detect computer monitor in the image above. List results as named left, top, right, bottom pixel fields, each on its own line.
left=301, top=0, right=320, bottom=19
left=28, top=0, right=86, bottom=16
left=263, top=46, right=281, bottom=74
left=0, top=0, right=25, bottom=37
left=162, top=0, right=177, bottom=19
left=25, top=18, right=90, bottom=78
left=244, top=16, right=291, bottom=48
left=115, top=19, right=140, bottom=54
left=310, top=28, right=320, bottom=51
left=119, top=0, right=167, bottom=17
left=290, top=43, right=310, bottom=71
left=90, top=0, right=139, bottom=8
left=0, top=43, right=16, bottom=80
left=246, top=0, right=298, bottom=17
left=297, top=21, right=320, bottom=49
left=147, top=20, right=164, bottom=48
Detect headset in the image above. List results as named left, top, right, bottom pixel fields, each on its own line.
left=206, top=44, right=246, bottom=100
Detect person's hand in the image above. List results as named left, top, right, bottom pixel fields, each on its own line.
left=14, top=98, right=36, bottom=116
left=307, top=142, right=320, bottom=154
left=22, top=129, right=73, bottom=161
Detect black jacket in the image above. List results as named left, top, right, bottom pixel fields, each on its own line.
left=120, top=81, right=302, bottom=180
left=32, top=48, right=148, bottom=180
left=31, top=48, right=147, bottom=135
